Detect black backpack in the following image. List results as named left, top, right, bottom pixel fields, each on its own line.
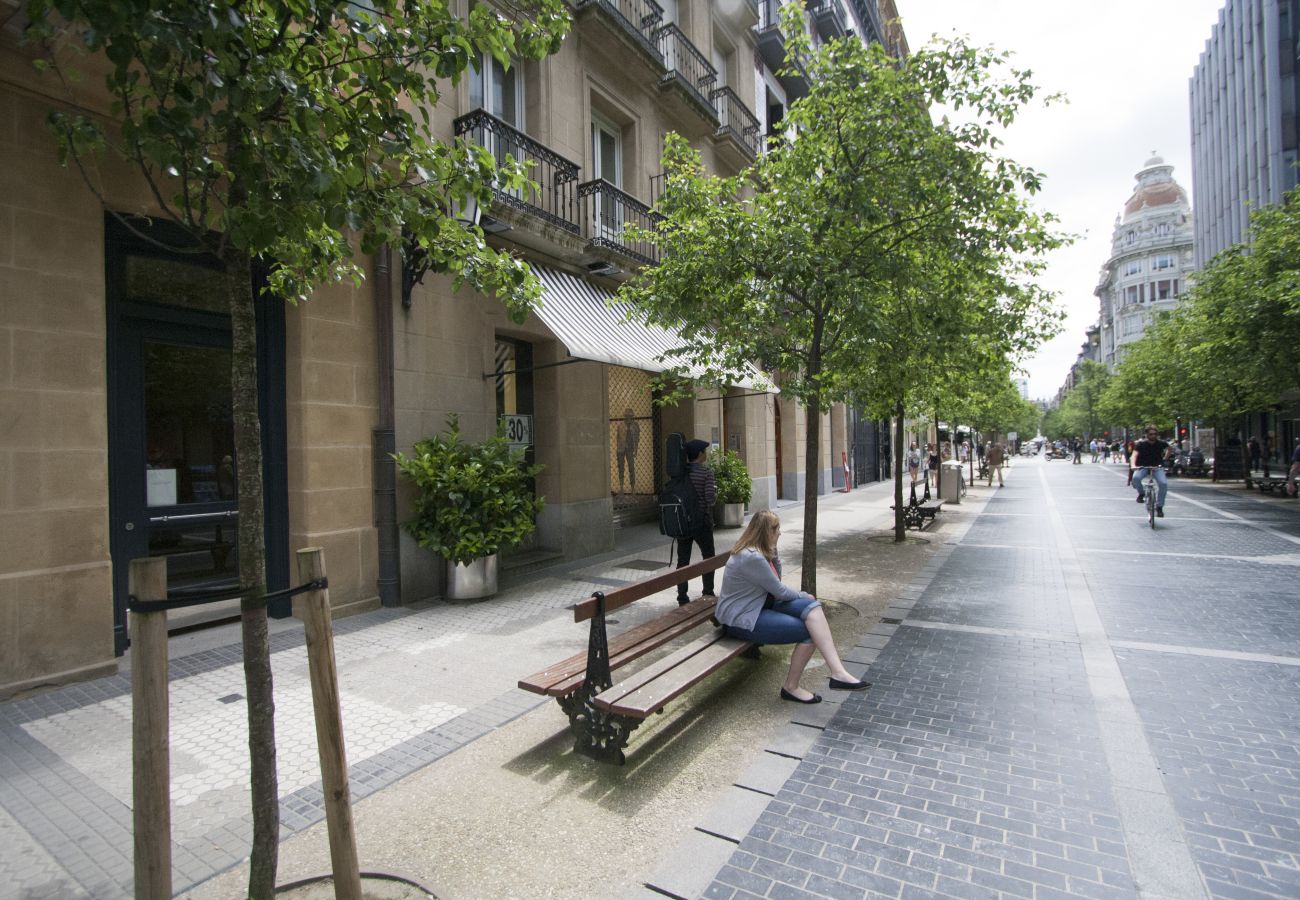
left=658, top=433, right=699, bottom=538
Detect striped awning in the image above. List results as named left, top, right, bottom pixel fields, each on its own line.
left=531, top=265, right=774, bottom=392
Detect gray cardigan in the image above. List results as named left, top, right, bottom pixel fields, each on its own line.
left=716, top=548, right=815, bottom=632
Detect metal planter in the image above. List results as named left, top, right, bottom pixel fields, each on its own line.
left=445, top=554, right=499, bottom=600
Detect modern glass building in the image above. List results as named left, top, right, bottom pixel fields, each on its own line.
left=1189, top=0, right=1300, bottom=267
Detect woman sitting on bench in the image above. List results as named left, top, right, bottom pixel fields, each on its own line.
left=716, top=510, right=870, bottom=705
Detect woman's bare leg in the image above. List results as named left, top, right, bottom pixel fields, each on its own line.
left=805, top=607, right=859, bottom=682
left=783, top=642, right=816, bottom=700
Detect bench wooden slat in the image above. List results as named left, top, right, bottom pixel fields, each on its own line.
left=593, top=632, right=753, bottom=718
left=572, top=553, right=730, bottom=622
left=518, top=597, right=718, bottom=696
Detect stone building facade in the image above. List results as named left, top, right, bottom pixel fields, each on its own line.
left=0, top=1, right=901, bottom=698
left=1094, top=155, right=1195, bottom=370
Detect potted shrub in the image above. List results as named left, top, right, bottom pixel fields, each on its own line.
left=710, top=447, right=752, bottom=528
left=394, top=415, right=544, bottom=599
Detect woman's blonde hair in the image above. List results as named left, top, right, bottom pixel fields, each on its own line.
left=731, top=509, right=780, bottom=560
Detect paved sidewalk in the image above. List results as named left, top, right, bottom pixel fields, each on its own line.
left=1, top=471, right=937, bottom=899
left=693, top=458, right=1300, bottom=900
left=6, top=457, right=1298, bottom=899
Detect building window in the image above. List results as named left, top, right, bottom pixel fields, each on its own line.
left=1153, top=254, right=1175, bottom=270
left=469, top=52, right=523, bottom=128
left=1123, top=259, right=1141, bottom=276
left=1153, top=222, right=1172, bottom=237
left=1125, top=230, right=1136, bottom=245
left=1154, top=280, right=1174, bottom=300
left=1125, top=285, right=1139, bottom=306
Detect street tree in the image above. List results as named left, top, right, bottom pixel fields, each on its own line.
left=623, top=15, right=1062, bottom=577
left=1058, top=359, right=1111, bottom=439
left=26, top=1, right=568, bottom=893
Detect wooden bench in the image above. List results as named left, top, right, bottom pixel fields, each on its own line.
left=891, top=482, right=944, bottom=531
left=519, top=553, right=755, bottom=764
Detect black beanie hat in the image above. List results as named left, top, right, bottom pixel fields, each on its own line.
left=685, top=439, right=709, bottom=459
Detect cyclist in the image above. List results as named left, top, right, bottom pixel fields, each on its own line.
left=1131, top=425, right=1170, bottom=517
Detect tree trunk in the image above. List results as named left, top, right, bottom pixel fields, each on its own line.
left=893, top=397, right=906, bottom=543
left=800, top=391, right=822, bottom=595
left=225, top=249, right=278, bottom=898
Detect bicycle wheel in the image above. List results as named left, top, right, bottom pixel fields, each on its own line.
left=1146, top=480, right=1156, bottom=529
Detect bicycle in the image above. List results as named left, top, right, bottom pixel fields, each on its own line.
left=1141, top=470, right=1157, bottom=529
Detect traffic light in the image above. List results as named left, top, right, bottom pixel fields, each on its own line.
left=1179, top=427, right=1188, bottom=437
left=1103, top=431, right=1109, bottom=438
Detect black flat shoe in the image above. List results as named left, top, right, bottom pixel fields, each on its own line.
left=780, top=688, right=822, bottom=704
left=828, top=677, right=871, bottom=691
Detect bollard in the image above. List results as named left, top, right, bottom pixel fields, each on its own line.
left=295, top=548, right=362, bottom=900
left=129, top=557, right=171, bottom=900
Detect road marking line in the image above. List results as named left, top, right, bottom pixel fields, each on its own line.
left=1037, top=466, right=1209, bottom=900
left=1097, top=466, right=1300, bottom=547
left=1111, top=640, right=1300, bottom=667
left=902, top=618, right=1073, bottom=643
left=1076, top=547, right=1300, bottom=565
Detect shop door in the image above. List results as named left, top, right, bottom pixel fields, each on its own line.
left=608, top=366, right=659, bottom=525
left=113, top=316, right=244, bottom=637
left=107, top=220, right=288, bottom=654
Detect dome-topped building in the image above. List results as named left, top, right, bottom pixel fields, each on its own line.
left=1094, top=154, right=1194, bottom=368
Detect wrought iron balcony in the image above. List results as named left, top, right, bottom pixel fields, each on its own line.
left=649, top=173, right=666, bottom=207
left=453, top=109, right=581, bottom=235
left=807, top=0, right=846, bottom=39
left=574, top=0, right=664, bottom=62
left=579, top=179, right=660, bottom=266
left=710, top=86, right=761, bottom=159
left=657, top=23, right=718, bottom=119
left=754, top=0, right=810, bottom=100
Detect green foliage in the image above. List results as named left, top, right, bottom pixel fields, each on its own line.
left=26, top=0, right=569, bottom=316
left=394, top=416, right=545, bottom=566
left=1099, top=187, right=1300, bottom=430
left=1054, top=359, right=1111, bottom=438
left=622, top=28, right=1064, bottom=556
left=709, top=447, right=752, bottom=506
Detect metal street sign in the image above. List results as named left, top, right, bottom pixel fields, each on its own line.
left=500, top=414, right=533, bottom=452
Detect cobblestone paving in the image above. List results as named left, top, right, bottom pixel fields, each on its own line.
left=0, top=530, right=680, bottom=898
left=703, top=459, right=1300, bottom=900
left=1117, top=650, right=1300, bottom=900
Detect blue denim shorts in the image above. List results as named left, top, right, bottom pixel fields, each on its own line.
left=724, top=597, right=821, bottom=645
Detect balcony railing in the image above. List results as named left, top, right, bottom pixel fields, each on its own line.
left=579, top=179, right=660, bottom=265
left=710, top=86, right=761, bottom=158
left=649, top=173, right=666, bottom=207
left=454, top=109, right=581, bottom=234
left=807, top=0, right=846, bottom=39
left=575, top=0, right=664, bottom=60
left=657, top=23, right=717, bottom=114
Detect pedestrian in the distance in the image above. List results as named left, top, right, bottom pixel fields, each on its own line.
left=1072, top=437, right=1083, bottom=465
left=1101, top=442, right=1111, bottom=464
left=928, top=443, right=941, bottom=488
left=1089, top=438, right=1099, bottom=463
left=986, top=441, right=1005, bottom=487
left=1248, top=435, right=1262, bottom=472
left=906, top=441, right=921, bottom=485
left=675, top=439, right=717, bottom=606
left=1288, top=437, right=1300, bottom=498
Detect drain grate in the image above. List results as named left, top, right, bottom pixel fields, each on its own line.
left=217, top=693, right=243, bottom=704
left=881, top=617, right=902, bottom=624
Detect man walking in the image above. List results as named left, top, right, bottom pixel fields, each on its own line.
left=676, top=439, right=717, bottom=605
left=985, top=441, right=1005, bottom=487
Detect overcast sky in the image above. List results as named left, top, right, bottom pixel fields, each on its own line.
left=896, top=0, right=1227, bottom=400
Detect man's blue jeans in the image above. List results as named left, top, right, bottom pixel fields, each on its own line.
left=1133, top=466, right=1168, bottom=508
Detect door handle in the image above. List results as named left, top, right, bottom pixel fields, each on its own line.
left=124, top=522, right=135, bottom=531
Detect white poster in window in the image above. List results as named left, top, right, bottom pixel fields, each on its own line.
left=147, top=468, right=177, bottom=507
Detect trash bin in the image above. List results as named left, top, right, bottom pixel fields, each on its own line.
left=940, top=460, right=965, bottom=503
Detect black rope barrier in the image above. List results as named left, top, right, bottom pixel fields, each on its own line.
left=127, top=578, right=329, bottom=614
